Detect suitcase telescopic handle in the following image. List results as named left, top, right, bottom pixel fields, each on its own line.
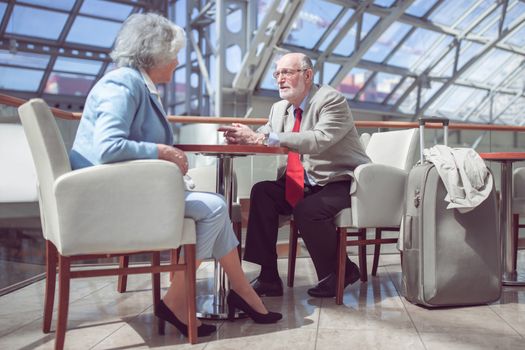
left=418, top=117, right=450, bottom=163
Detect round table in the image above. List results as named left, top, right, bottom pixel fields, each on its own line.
left=176, top=144, right=288, bottom=319
left=480, top=152, right=525, bottom=286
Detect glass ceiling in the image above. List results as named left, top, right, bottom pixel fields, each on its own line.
left=0, top=0, right=524, bottom=125
left=255, top=0, right=525, bottom=125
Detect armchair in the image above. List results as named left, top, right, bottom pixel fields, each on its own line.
left=18, top=99, right=198, bottom=349
left=286, top=128, right=418, bottom=302
left=512, top=167, right=525, bottom=269
left=333, top=128, right=419, bottom=304
left=0, top=123, right=39, bottom=224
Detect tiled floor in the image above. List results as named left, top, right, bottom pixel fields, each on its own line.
left=1, top=253, right=524, bottom=350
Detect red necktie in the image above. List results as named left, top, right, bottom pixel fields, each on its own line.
left=285, top=108, right=304, bottom=207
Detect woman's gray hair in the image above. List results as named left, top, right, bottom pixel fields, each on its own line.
left=110, top=13, right=186, bottom=69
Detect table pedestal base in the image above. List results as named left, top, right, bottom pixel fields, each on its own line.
left=503, top=271, right=525, bottom=286
left=196, top=293, right=246, bottom=320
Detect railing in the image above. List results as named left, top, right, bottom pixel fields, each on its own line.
left=2, top=93, right=525, bottom=132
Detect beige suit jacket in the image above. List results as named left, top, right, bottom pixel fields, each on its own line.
left=257, top=84, right=370, bottom=186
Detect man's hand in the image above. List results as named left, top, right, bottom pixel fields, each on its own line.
left=218, top=123, right=265, bottom=145
left=157, top=144, right=188, bottom=174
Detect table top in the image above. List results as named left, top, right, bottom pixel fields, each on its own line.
left=175, top=144, right=288, bottom=156
left=479, top=152, right=525, bottom=161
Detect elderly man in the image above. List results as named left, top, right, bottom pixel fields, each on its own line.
left=221, top=52, right=370, bottom=298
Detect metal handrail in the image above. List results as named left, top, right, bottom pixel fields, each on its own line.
left=2, top=93, right=525, bottom=132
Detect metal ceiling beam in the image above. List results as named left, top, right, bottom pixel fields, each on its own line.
left=461, top=61, right=525, bottom=122
left=232, top=0, right=304, bottom=92
left=36, top=0, right=85, bottom=96
left=330, top=0, right=416, bottom=87
left=418, top=14, right=525, bottom=117
left=0, top=36, right=111, bottom=61
left=334, top=0, right=525, bottom=56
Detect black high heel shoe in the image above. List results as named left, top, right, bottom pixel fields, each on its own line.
left=227, top=290, right=282, bottom=324
left=157, top=300, right=216, bottom=337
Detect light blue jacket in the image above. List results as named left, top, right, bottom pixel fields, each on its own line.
left=70, top=67, right=174, bottom=169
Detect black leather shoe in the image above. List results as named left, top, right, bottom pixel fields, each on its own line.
left=227, top=290, right=282, bottom=323
left=307, top=264, right=360, bottom=298
left=157, top=300, right=216, bottom=337
left=250, top=277, right=283, bottom=297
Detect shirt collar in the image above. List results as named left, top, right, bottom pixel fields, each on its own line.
left=139, top=68, right=161, bottom=98
left=294, top=92, right=309, bottom=117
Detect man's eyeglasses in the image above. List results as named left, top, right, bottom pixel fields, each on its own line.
left=272, top=68, right=307, bottom=80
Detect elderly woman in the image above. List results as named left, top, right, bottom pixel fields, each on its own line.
left=70, top=13, right=281, bottom=337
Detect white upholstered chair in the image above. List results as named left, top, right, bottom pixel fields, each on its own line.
left=512, top=167, right=525, bottom=268
left=333, top=128, right=419, bottom=303
left=286, top=128, right=419, bottom=303
left=0, top=123, right=39, bottom=224
left=118, top=164, right=243, bottom=289
left=286, top=132, right=374, bottom=288
left=18, top=99, right=198, bottom=348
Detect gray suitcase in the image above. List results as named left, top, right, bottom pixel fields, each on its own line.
left=401, top=117, right=501, bottom=307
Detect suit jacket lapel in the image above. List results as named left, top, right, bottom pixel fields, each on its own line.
left=147, top=91, right=174, bottom=145
left=284, top=104, right=295, bottom=132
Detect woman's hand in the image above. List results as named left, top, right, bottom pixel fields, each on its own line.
left=157, top=144, right=188, bottom=174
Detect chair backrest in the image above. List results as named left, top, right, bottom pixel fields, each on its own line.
left=359, top=132, right=371, bottom=149
left=17, top=99, right=71, bottom=240
left=0, top=123, right=38, bottom=203
left=365, top=128, right=419, bottom=171
left=513, top=167, right=525, bottom=215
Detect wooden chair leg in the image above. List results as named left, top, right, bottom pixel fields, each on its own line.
left=358, top=228, right=368, bottom=282
left=151, top=252, right=161, bottom=315
left=169, top=248, right=181, bottom=282
left=184, top=244, right=197, bottom=344
left=513, top=214, right=520, bottom=269
left=372, top=228, right=382, bottom=276
left=117, top=255, right=129, bottom=293
left=55, top=255, right=71, bottom=350
left=287, top=220, right=298, bottom=288
left=43, top=240, right=57, bottom=333
left=233, top=220, right=242, bottom=261
left=335, top=228, right=346, bottom=305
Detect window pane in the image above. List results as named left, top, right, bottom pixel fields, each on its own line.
left=322, top=62, right=340, bottom=85
left=283, top=0, right=342, bottom=49
left=66, top=16, right=121, bottom=47
left=387, top=28, right=443, bottom=72
left=7, top=5, right=68, bottom=40
left=406, top=0, right=437, bottom=17
left=318, top=9, right=354, bottom=52
left=44, top=72, right=95, bottom=96
left=80, top=0, right=133, bottom=21
left=174, top=68, right=186, bottom=107
left=18, top=0, right=75, bottom=11
left=336, top=67, right=370, bottom=100
left=361, top=72, right=403, bottom=103
left=464, top=49, right=514, bottom=86
left=53, top=57, right=102, bottom=75
left=0, top=3, right=7, bottom=22
left=333, top=13, right=379, bottom=56
left=502, top=1, right=525, bottom=31
left=505, top=24, right=525, bottom=47
left=362, top=22, right=412, bottom=62
left=385, top=77, right=415, bottom=105
left=0, top=67, right=44, bottom=91
left=0, top=50, right=50, bottom=69
left=453, top=0, right=493, bottom=31
left=431, top=85, right=478, bottom=117
left=374, top=0, right=396, bottom=7
left=429, top=0, right=478, bottom=27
